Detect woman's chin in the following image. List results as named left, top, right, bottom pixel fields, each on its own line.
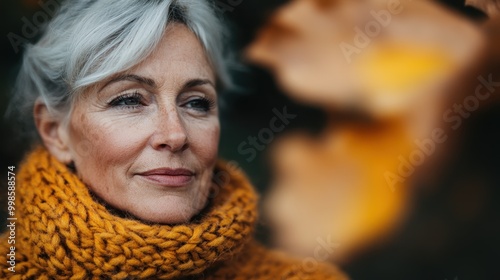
left=124, top=197, right=206, bottom=224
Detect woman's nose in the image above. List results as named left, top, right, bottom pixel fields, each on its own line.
left=150, top=106, right=189, bottom=152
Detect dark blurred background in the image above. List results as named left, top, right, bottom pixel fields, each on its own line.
left=1, top=1, right=500, bottom=279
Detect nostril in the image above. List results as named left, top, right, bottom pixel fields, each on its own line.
left=158, top=143, right=168, bottom=149
left=153, top=137, right=189, bottom=152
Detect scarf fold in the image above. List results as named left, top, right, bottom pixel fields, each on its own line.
left=0, top=147, right=258, bottom=279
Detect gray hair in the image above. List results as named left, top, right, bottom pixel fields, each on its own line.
left=9, top=0, right=230, bottom=136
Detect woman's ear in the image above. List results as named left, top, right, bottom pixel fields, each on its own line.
left=33, top=100, right=73, bottom=164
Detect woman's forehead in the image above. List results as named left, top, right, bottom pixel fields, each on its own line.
left=124, top=24, right=215, bottom=84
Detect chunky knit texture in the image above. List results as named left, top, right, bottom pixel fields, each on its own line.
left=0, top=147, right=347, bottom=280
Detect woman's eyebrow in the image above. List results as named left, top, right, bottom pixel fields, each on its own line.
left=182, top=79, right=215, bottom=90
left=100, top=75, right=215, bottom=92
left=100, top=74, right=157, bottom=91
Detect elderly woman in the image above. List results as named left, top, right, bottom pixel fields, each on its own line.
left=0, top=0, right=346, bottom=279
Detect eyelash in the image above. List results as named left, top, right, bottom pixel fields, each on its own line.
left=108, top=92, right=144, bottom=109
left=108, top=92, right=216, bottom=112
left=185, top=97, right=216, bottom=112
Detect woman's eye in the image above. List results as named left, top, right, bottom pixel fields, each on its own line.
left=185, top=97, right=215, bottom=112
left=108, top=92, right=145, bottom=108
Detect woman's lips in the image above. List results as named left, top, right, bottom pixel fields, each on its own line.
left=138, top=168, right=195, bottom=187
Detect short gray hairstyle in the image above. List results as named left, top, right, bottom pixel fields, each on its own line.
left=10, top=0, right=230, bottom=135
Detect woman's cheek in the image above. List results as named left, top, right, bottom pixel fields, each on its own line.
left=73, top=114, right=147, bottom=167
left=192, top=119, right=220, bottom=163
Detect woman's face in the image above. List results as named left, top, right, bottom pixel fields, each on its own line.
left=65, top=23, right=219, bottom=224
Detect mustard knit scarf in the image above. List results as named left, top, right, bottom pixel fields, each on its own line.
left=0, top=147, right=258, bottom=279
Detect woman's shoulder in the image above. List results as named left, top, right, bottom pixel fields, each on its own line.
left=203, top=241, right=348, bottom=280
